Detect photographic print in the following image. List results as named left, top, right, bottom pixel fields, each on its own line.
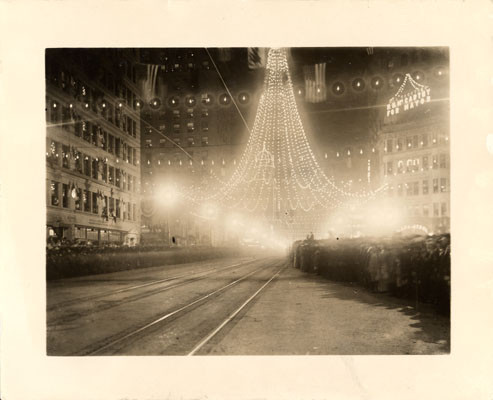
left=45, top=47, right=450, bottom=356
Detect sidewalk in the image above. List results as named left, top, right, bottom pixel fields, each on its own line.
left=206, top=265, right=450, bottom=355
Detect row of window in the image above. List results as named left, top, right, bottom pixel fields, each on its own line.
left=47, top=103, right=139, bottom=165
left=74, top=227, right=123, bottom=242
left=405, top=202, right=448, bottom=218
left=145, top=121, right=209, bottom=136
left=144, top=136, right=209, bottom=149
left=47, top=88, right=139, bottom=139
left=384, top=154, right=449, bottom=175
left=387, top=178, right=449, bottom=197
left=384, top=132, right=448, bottom=152
left=47, top=141, right=137, bottom=193
left=49, top=181, right=137, bottom=222
left=47, top=64, right=139, bottom=111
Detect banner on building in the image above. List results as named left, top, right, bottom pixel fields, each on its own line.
left=304, top=63, right=327, bottom=103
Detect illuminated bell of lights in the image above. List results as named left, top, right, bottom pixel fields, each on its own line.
left=360, top=149, right=363, bottom=154
left=179, top=47, right=385, bottom=237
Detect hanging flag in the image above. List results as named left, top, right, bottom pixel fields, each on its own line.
left=304, top=63, right=326, bottom=103
left=142, top=64, right=159, bottom=101
left=248, top=48, right=268, bottom=69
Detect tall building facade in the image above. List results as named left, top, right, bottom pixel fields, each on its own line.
left=376, top=49, right=450, bottom=235
left=46, top=49, right=142, bottom=245
left=138, top=48, right=259, bottom=245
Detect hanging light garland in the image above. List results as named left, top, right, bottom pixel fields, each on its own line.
left=179, top=48, right=386, bottom=237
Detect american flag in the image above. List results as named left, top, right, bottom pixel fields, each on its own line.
left=304, top=63, right=327, bottom=103
left=248, top=48, right=268, bottom=69
left=143, top=64, right=159, bottom=101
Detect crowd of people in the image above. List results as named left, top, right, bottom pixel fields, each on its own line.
left=291, top=234, right=450, bottom=315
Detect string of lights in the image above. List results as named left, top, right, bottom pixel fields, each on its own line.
left=178, top=48, right=387, bottom=237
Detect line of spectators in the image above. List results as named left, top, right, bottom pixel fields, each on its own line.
left=291, top=234, right=450, bottom=315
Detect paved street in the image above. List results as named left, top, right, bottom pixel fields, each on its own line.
left=47, top=255, right=449, bottom=356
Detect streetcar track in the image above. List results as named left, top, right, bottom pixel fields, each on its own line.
left=48, top=258, right=256, bottom=311
left=48, top=258, right=269, bottom=326
left=188, top=264, right=286, bottom=355
left=75, top=259, right=282, bottom=356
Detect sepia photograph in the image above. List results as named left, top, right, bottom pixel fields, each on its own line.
left=3, top=1, right=493, bottom=399
left=45, top=46, right=450, bottom=356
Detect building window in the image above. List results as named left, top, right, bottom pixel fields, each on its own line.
left=83, top=190, right=91, bottom=212
left=413, top=181, right=419, bottom=196
left=173, top=109, right=181, bottom=119
left=432, top=155, right=438, bottom=169
left=407, top=137, right=413, bottom=149
left=432, top=134, right=438, bottom=145
left=92, top=159, right=99, bottom=180
left=423, top=204, right=429, bottom=216
left=386, top=139, right=393, bottom=153
left=50, top=181, right=59, bottom=206
left=102, top=163, right=107, bottom=182
left=440, top=154, right=447, bottom=168
left=433, top=178, right=439, bottom=193
left=92, top=192, right=99, bottom=214
left=101, top=131, right=108, bottom=151
left=397, top=160, right=404, bottom=174
left=159, top=138, right=166, bottom=147
left=201, top=93, right=213, bottom=105
left=187, top=122, right=195, bottom=132
left=201, top=108, right=209, bottom=117
left=109, top=166, right=115, bottom=185
left=133, top=204, right=136, bottom=221
left=62, top=183, right=69, bottom=208
left=423, top=156, right=429, bottom=170
left=159, top=124, right=166, bottom=132
left=62, top=145, right=70, bottom=168
left=91, top=124, right=98, bottom=146
left=406, top=183, right=412, bottom=196
left=440, top=178, right=447, bottom=192
left=127, top=203, right=131, bottom=220
left=173, top=123, right=181, bottom=133
left=115, top=138, right=121, bottom=157
left=187, top=108, right=194, bottom=118
left=75, top=188, right=82, bottom=211
left=108, top=134, right=114, bottom=154
left=422, top=134, right=428, bottom=147
left=116, top=199, right=121, bottom=218
left=433, top=203, right=439, bottom=217
left=132, top=148, right=137, bottom=166
left=413, top=135, right=418, bottom=148
left=441, top=202, right=447, bottom=216
left=396, top=138, right=402, bottom=151
left=188, top=137, right=194, bottom=146
left=202, top=121, right=209, bottom=132
left=145, top=139, right=152, bottom=148
left=385, top=161, right=392, bottom=175
left=202, top=136, right=209, bottom=146
left=422, top=180, right=429, bottom=195
left=128, top=176, right=133, bottom=192
left=84, top=155, right=91, bottom=177
left=116, top=169, right=121, bottom=188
